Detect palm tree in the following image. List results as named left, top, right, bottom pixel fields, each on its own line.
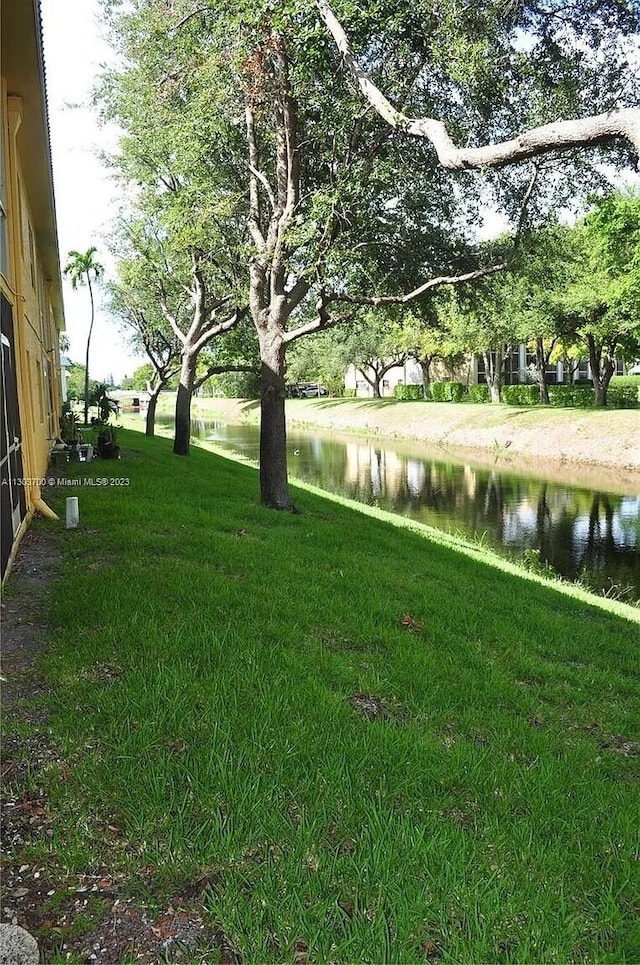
left=63, top=247, right=104, bottom=425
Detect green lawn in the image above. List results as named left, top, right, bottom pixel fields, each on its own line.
left=16, top=430, right=640, bottom=962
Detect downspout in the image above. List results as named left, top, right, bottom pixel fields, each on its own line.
left=33, top=492, right=58, bottom=520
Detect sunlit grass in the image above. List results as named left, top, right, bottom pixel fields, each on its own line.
left=22, top=428, right=640, bottom=962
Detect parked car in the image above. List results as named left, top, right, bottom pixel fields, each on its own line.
left=297, top=383, right=328, bottom=398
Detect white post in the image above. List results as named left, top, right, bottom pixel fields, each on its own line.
left=65, top=497, right=79, bottom=529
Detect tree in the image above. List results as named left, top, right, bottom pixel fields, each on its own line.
left=63, top=247, right=104, bottom=426
left=335, top=310, right=409, bottom=397
left=66, top=362, right=98, bottom=405
left=106, top=215, right=253, bottom=450
left=399, top=302, right=467, bottom=397
left=439, top=272, right=527, bottom=403
left=490, top=227, right=572, bottom=403
left=98, top=0, right=491, bottom=507
left=551, top=192, right=640, bottom=405
left=121, top=364, right=155, bottom=392
left=108, top=283, right=182, bottom=436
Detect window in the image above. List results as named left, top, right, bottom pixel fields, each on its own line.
left=504, top=347, right=520, bottom=385
left=577, top=359, right=590, bottom=382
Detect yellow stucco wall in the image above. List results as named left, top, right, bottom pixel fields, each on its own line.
left=1, top=36, right=65, bottom=578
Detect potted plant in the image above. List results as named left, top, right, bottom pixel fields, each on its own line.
left=96, top=424, right=120, bottom=459
left=59, top=409, right=81, bottom=460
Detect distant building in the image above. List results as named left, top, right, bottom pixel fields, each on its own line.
left=345, top=347, right=626, bottom=398
left=1, top=0, right=66, bottom=579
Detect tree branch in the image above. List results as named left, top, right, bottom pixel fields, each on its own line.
left=284, top=290, right=355, bottom=343
left=246, top=105, right=267, bottom=253
left=169, top=6, right=211, bottom=34
left=326, top=263, right=507, bottom=308
left=248, top=163, right=276, bottom=210
left=316, top=0, right=640, bottom=169
left=157, top=282, right=187, bottom=345
left=193, top=364, right=259, bottom=391
left=192, top=309, right=243, bottom=354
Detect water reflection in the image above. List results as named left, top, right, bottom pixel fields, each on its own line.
left=163, top=416, right=640, bottom=600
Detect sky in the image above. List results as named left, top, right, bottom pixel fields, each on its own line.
left=41, top=0, right=141, bottom=382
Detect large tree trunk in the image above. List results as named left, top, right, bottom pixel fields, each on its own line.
left=535, top=337, right=550, bottom=405
left=174, top=348, right=196, bottom=456
left=145, top=384, right=162, bottom=437
left=484, top=350, right=504, bottom=404
left=586, top=334, right=614, bottom=407
left=259, top=331, right=293, bottom=510
left=419, top=358, right=432, bottom=399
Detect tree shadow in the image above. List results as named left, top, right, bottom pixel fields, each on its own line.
left=305, top=398, right=399, bottom=410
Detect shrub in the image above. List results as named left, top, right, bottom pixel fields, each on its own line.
left=607, top=376, right=640, bottom=408
left=548, top=383, right=594, bottom=408
left=431, top=381, right=464, bottom=402
left=467, top=384, right=491, bottom=404
left=342, top=388, right=357, bottom=398
left=501, top=384, right=540, bottom=406
left=394, top=384, right=424, bottom=401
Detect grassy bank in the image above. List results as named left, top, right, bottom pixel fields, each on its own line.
left=9, top=430, right=640, bottom=962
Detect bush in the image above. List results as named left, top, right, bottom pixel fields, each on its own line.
left=394, top=384, right=424, bottom=401
left=342, top=388, right=357, bottom=398
left=430, top=381, right=464, bottom=402
left=466, top=384, right=491, bottom=404
left=501, top=384, right=540, bottom=406
left=607, top=376, right=640, bottom=408
left=548, top=383, right=594, bottom=408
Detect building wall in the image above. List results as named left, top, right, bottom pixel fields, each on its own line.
left=1, top=4, right=65, bottom=580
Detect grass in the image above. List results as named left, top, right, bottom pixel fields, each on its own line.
left=14, top=428, right=640, bottom=962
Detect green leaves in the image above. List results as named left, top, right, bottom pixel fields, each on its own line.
left=63, top=247, right=104, bottom=290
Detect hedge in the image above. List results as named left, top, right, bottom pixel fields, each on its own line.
left=547, top=383, right=594, bottom=407
left=467, top=384, right=491, bottom=403
left=430, top=381, right=465, bottom=402
left=394, top=384, right=425, bottom=401
left=607, top=376, right=640, bottom=408
left=501, top=384, right=540, bottom=406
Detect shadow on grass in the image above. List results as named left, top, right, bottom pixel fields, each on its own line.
left=297, top=397, right=402, bottom=411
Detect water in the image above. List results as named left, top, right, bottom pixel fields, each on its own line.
left=159, top=415, right=640, bottom=602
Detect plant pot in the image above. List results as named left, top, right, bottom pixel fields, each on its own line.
left=99, top=443, right=120, bottom=460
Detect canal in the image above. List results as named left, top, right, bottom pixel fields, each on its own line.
left=159, top=415, right=640, bottom=602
